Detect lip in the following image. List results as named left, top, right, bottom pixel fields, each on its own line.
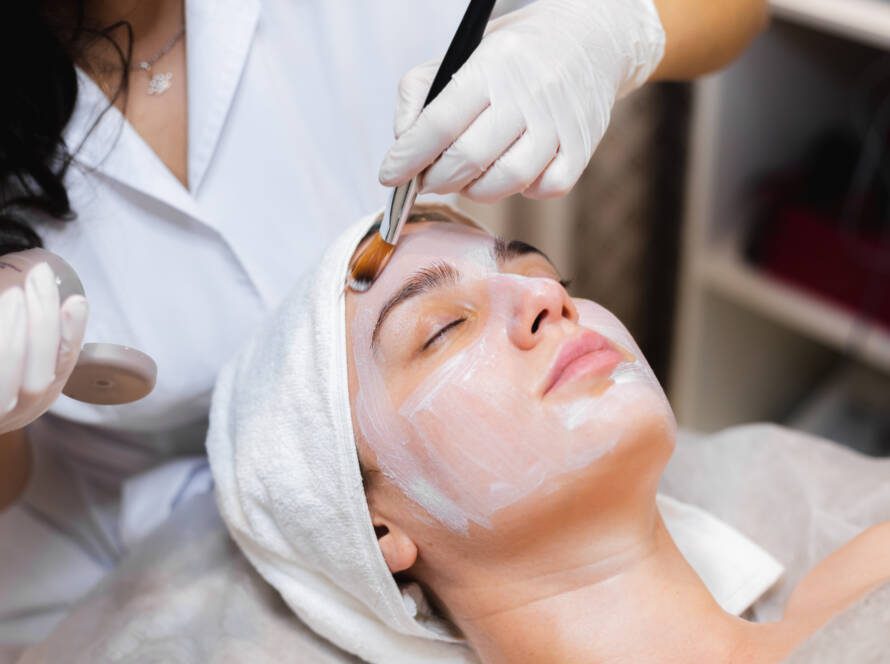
left=541, top=330, right=623, bottom=397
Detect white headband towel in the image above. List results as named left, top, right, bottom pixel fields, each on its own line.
left=206, top=207, right=782, bottom=664
left=207, top=211, right=473, bottom=663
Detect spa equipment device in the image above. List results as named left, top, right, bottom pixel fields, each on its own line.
left=347, top=0, right=497, bottom=292
left=1, top=249, right=157, bottom=405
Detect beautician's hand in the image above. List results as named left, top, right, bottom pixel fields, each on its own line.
left=379, top=0, right=665, bottom=202
left=0, top=259, right=88, bottom=435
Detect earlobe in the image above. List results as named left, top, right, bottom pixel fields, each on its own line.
left=373, top=517, right=418, bottom=573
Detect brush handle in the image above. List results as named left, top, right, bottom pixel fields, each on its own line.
left=381, top=176, right=419, bottom=244
left=424, top=0, right=497, bottom=107
left=381, top=0, right=496, bottom=246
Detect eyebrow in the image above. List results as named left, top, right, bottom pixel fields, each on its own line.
left=371, top=262, right=460, bottom=349
left=369, top=238, right=554, bottom=350
left=491, top=237, right=551, bottom=266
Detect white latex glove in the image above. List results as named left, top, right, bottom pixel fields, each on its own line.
left=379, top=0, right=665, bottom=202
left=0, top=260, right=88, bottom=434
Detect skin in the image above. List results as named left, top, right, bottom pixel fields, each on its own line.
left=345, top=221, right=890, bottom=663
left=651, top=0, right=769, bottom=81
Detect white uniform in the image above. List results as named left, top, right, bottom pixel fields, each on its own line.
left=0, top=0, right=464, bottom=649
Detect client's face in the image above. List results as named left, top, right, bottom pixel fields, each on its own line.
left=346, top=221, right=675, bottom=551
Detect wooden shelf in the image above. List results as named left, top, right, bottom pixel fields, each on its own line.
left=698, top=242, right=890, bottom=373
left=771, top=0, right=890, bottom=50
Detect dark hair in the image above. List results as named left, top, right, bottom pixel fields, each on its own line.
left=0, top=3, right=131, bottom=255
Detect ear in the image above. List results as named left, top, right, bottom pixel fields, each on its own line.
left=372, top=516, right=418, bottom=573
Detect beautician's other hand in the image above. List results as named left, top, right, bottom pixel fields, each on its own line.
left=378, top=0, right=665, bottom=202
left=0, top=259, right=88, bottom=435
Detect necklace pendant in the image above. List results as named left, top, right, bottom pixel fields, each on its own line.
left=147, top=72, right=173, bottom=95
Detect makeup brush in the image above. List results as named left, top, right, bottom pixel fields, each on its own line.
left=347, top=0, right=496, bottom=292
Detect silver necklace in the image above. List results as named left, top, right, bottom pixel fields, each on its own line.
left=131, top=25, right=186, bottom=96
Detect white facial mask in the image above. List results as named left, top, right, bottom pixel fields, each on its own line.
left=351, top=231, right=675, bottom=534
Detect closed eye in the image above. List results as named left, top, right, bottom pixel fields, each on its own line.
left=422, top=318, right=466, bottom=351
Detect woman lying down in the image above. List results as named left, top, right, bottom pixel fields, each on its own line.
left=206, top=204, right=890, bottom=664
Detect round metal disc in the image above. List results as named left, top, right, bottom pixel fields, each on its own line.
left=63, top=343, right=158, bottom=405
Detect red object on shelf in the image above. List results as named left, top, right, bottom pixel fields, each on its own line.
left=758, top=207, right=890, bottom=330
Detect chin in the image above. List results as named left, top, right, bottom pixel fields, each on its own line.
left=550, top=359, right=675, bottom=448
left=563, top=378, right=676, bottom=490
left=479, top=384, right=676, bottom=543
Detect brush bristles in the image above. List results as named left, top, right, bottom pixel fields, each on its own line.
left=347, top=236, right=395, bottom=292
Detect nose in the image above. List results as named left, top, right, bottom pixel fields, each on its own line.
left=507, top=277, right=577, bottom=350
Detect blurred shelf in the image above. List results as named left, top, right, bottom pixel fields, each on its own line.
left=671, top=12, right=890, bottom=430
left=699, top=241, right=890, bottom=373
left=771, top=0, right=890, bottom=49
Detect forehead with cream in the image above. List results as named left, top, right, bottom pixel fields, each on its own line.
left=356, top=221, right=530, bottom=306
left=346, top=222, right=675, bottom=534
left=360, top=224, right=558, bottom=350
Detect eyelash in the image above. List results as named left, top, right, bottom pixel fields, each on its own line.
left=422, top=317, right=467, bottom=351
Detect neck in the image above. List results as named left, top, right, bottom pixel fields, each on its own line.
left=65, top=0, right=184, bottom=95
left=62, top=0, right=184, bottom=74
left=84, top=0, right=182, bottom=40
left=432, top=501, right=773, bottom=664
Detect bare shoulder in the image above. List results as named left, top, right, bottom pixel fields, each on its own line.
left=784, top=521, right=890, bottom=629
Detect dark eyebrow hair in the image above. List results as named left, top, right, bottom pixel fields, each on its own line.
left=491, top=237, right=553, bottom=266
left=371, top=262, right=460, bottom=349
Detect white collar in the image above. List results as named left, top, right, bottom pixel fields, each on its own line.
left=186, top=0, right=259, bottom=193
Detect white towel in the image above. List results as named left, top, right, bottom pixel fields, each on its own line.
left=657, top=494, right=783, bottom=616
left=206, top=207, right=782, bottom=664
